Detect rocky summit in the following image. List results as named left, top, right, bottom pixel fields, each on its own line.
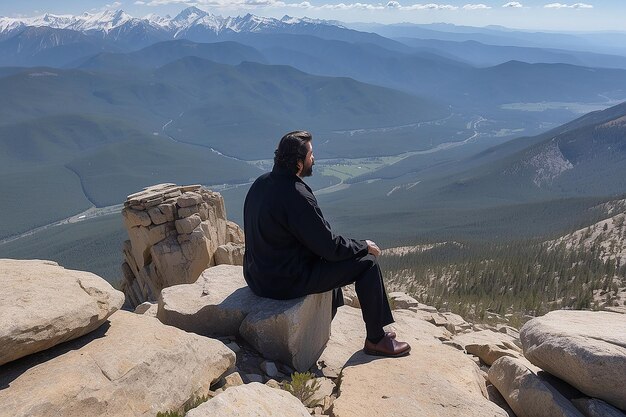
left=1, top=184, right=624, bottom=417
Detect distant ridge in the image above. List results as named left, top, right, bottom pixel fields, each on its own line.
left=0, top=8, right=344, bottom=36
left=0, top=7, right=403, bottom=65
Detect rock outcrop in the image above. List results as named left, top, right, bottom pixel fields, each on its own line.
left=158, top=265, right=332, bottom=372
left=0, top=311, right=235, bottom=417
left=321, top=306, right=507, bottom=416
left=317, top=306, right=451, bottom=378
left=120, top=183, right=244, bottom=308
left=445, top=329, right=523, bottom=365
left=0, top=259, right=124, bottom=366
left=185, top=382, right=310, bottom=417
left=488, top=356, right=585, bottom=417
left=134, top=301, right=158, bottom=317
left=520, top=310, right=626, bottom=410
left=427, top=310, right=473, bottom=334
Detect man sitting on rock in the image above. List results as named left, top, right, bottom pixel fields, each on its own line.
left=243, top=130, right=411, bottom=357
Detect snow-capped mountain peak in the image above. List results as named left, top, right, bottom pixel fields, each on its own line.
left=27, top=13, right=76, bottom=29
left=69, top=9, right=135, bottom=32
left=172, top=6, right=208, bottom=23
left=0, top=7, right=347, bottom=40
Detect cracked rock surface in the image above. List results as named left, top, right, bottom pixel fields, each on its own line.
left=323, top=307, right=508, bottom=417
left=0, top=311, right=235, bottom=417
left=0, top=259, right=125, bottom=366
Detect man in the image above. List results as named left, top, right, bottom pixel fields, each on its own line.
left=243, top=130, right=410, bottom=357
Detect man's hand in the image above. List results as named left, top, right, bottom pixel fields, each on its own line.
left=366, top=239, right=381, bottom=257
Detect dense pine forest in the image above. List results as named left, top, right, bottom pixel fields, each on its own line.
left=380, top=238, right=626, bottom=327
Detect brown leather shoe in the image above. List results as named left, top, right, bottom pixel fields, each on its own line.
left=363, top=334, right=411, bottom=357
left=385, top=331, right=396, bottom=339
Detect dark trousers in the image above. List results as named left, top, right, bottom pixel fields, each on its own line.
left=296, top=254, right=394, bottom=339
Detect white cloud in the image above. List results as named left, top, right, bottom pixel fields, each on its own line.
left=502, top=1, right=522, bottom=7
left=544, top=2, right=593, bottom=9
left=134, top=0, right=462, bottom=10
left=104, top=1, right=123, bottom=8
left=140, top=0, right=198, bottom=5
left=98, top=1, right=124, bottom=11
left=395, top=3, right=458, bottom=10
left=319, top=2, right=385, bottom=10
left=287, top=1, right=313, bottom=7
left=244, top=0, right=274, bottom=5
left=463, top=3, right=491, bottom=9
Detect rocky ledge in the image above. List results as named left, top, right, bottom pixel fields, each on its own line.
left=1, top=183, right=624, bottom=417
left=2, top=255, right=624, bottom=417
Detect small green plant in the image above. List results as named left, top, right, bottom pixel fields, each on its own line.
left=156, top=411, right=180, bottom=417
left=156, top=394, right=211, bottom=417
left=283, top=371, right=320, bottom=407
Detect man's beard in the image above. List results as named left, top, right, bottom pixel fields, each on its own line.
left=301, top=162, right=314, bottom=177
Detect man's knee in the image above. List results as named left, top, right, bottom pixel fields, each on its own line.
left=355, top=254, right=382, bottom=285
left=360, top=253, right=379, bottom=270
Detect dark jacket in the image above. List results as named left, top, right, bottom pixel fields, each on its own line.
left=243, top=165, right=368, bottom=299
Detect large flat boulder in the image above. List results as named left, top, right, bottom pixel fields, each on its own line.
left=328, top=307, right=507, bottom=417
left=520, top=310, right=626, bottom=410
left=158, top=265, right=331, bottom=372
left=185, top=382, right=310, bottom=417
left=0, top=311, right=235, bottom=417
left=488, top=356, right=585, bottom=417
left=0, top=259, right=124, bottom=366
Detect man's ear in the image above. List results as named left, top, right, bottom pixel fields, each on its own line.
left=296, top=160, right=303, bottom=175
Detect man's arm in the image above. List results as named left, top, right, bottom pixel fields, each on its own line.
left=286, top=183, right=368, bottom=261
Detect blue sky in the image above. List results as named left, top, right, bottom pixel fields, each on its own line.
left=2, top=0, right=625, bottom=31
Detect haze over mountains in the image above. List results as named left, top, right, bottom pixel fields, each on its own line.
left=0, top=6, right=625, bottom=281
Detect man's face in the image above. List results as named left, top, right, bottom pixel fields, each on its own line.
left=299, top=141, right=314, bottom=178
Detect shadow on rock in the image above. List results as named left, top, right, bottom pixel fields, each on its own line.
left=0, top=321, right=110, bottom=390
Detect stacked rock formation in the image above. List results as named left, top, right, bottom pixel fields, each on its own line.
left=120, top=183, right=245, bottom=308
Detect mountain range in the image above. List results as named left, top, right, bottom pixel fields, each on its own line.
left=0, top=7, right=396, bottom=58
left=1, top=8, right=625, bottom=283
left=350, top=22, right=626, bottom=57
left=318, top=101, right=626, bottom=243
left=4, top=7, right=626, bottom=73
left=0, top=8, right=342, bottom=37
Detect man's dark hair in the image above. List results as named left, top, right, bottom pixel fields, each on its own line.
left=274, top=130, right=312, bottom=174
